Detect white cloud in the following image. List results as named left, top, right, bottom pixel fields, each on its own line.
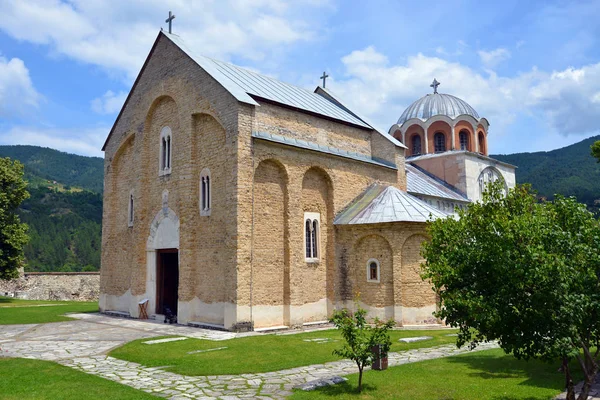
left=0, top=56, right=41, bottom=118
left=0, top=126, right=107, bottom=157
left=329, top=46, right=600, bottom=146
left=91, top=90, right=127, bottom=114
left=478, top=48, right=511, bottom=68
left=0, top=0, right=327, bottom=80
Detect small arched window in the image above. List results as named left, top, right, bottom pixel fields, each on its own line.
left=367, top=258, right=380, bottom=283
left=128, top=190, right=134, bottom=227
left=159, top=127, right=172, bottom=175
left=478, top=132, right=486, bottom=154
left=200, top=168, right=211, bottom=216
left=459, top=131, right=469, bottom=151
left=304, top=212, right=320, bottom=262
left=411, top=134, right=422, bottom=155
left=434, top=132, right=446, bottom=153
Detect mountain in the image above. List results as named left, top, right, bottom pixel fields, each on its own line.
left=0, top=145, right=104, bottom=193
left=492, top=135, right=600, bottom=213
left=0, top=145, right=104, bottom=272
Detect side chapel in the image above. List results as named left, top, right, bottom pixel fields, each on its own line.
left=100, top=31, right=516, bottom=330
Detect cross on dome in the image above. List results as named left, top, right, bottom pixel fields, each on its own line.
left=430, top=78, right=440, bottom=94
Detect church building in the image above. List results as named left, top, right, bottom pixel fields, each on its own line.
left=99, top=30, right=516, bottom=330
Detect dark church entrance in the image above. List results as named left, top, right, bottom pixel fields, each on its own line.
left=156, top=249, right=179, bottom=316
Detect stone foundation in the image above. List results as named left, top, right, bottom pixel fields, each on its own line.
left=0, top=272, right=100, bottom=301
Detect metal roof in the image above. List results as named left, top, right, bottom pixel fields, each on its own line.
left=398, top=93, right=480, bottom=125
left=253, top=131, right=397, bottom=169
left=406, top=164, right=468, bottom=202
left=334, top=184, right=450, bottom=225
left=164, top=32, right=372, bottom=129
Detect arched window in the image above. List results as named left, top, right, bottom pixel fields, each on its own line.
left=200, top=168, right=211, bottom=216
left=411, top=134, right=422, bottom=155
left=367, top=258, right=380, bottom=283
left=159, top=126, right=172, bottom=175
left=478, top=131, right=485, bottom=154
left=459, top=130, right=469, bottom=151
left=478, top=167, right=506, bottom=199
left=304, top=212, right=320, bottom=262
left=434, top=132, right=446, bottom=152
left=128, top=190, right=134, bottom=227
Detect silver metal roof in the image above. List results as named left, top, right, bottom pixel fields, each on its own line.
left=334, top=184, right=450, bottom=225
left=253, top=132, right=396, bottom=169
left=406, top=164, right=468, bottom=202
left=164, top=32, right=371, bottom=129
left=397, top=93, right=480, bottom=125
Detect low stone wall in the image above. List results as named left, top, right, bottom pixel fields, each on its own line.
left=0, top=272, right=100, bottom=301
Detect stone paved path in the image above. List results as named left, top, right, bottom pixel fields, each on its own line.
left=0, top=313, right=499, bottom=399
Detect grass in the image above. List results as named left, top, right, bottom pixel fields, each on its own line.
left=110, top=329, right=458, bottom=376
left=0, top=296, right=98, bottom=324
left=290, top=348, right=578, bottom=400
left=0, top=358, right=156, bottom=399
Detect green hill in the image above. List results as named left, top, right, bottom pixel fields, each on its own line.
left=492, top=135, right=600, bottom=213
left=0, top=145, right=104, bottom=193
left=0, top=146, right=104, bottom=272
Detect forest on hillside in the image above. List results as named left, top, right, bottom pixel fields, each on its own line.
left=492, top=135, right=600, bottom=214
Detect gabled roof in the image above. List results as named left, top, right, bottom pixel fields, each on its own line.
left=103, top=31, right=404, bottom=152
left=406, top=164, right=468, bottom=202
left=334, top=184, right=450, bottom=225
left=164, top=32, right=372, bottom=129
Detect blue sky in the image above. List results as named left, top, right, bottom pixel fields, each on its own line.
left=1, top=0, right=600, bottom=157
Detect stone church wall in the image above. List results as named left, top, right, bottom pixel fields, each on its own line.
left=0, top=272, right=99, bottom=301
left=101, top=33, right=242, bottom=326
left=335, top=222, right=438, bottom=325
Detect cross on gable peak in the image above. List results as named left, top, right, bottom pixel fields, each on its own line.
left=165, top=11, right=176, bottom=34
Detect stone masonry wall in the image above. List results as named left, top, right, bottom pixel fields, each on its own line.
left=0, top=272, right=99, bottom=301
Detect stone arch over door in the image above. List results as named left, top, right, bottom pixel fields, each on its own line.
left=351, top=234, right=394, bottom=320
left=252, top=159, right=289, bottom=327
left=298, top=166, right=334, bottom=323
left=400, top=234, right=437, bottom=325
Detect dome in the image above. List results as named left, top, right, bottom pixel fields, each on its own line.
left=397, top=92, right=480, bottom=125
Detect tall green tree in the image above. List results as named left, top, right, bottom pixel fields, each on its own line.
left=591, top=140, right=600, bottom=162
left=422, top=182, right=600, bottom=400
left=0, top=158, right=29, bottom=280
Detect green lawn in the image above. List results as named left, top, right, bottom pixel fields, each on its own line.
left=0, top=358, right=156, bottom=399
left=110, top=329, right=458, bottom=376
left=0, top=296, right=98, bottom=324
left=291, top=348, right=577, bottom=400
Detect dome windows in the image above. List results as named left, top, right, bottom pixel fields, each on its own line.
left=434, top=132, right=446, bottom=153
left=411, top=134, right=422, bottom=156
left=459, top=130, right=469, bottom=151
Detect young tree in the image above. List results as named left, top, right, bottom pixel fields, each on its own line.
left=330, top=305, right=394, bottom=392
left=592, top=140, right=600, bottom=162
left=422, top=182, right=600, bottom=400
left=0, top=158, right=29, bottom=280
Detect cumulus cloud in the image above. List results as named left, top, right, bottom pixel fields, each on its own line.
left=91, top=90, right=127, bottom=115
left=0, top=0, right=327, bottom=80
left=0, top=56, right=41, bottom=118
left=329, top=46, right=600, bottom=142
left=478, top=48, right=511, bottom=68
left=0, top=126, right=107, bottom=157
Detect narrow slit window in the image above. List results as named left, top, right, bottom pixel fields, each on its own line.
left=304, top=213, right=320, bottom=262
left=128, top=191, right=134, bottom=227
left=305, top=220, right=312, bottom=258
left=200, top=168, right=211, bottom=216
left=159, top=127, right=172, bottom=175
left=367, top=259, right=380, bottom=283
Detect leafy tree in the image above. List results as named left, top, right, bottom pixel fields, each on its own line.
left=330, top=305, right=394, bottom=392
left=422, top=182, right=600, bottom=400
left=0, top=158, right=29, bottom=280
left=592, top=140, right=600, bottom=163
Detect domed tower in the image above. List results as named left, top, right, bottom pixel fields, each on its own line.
left=393, top=79, right=516, bottom=203
left=389, top=79, right=489, bottom=157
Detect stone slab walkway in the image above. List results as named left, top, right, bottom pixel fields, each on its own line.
left=0, top=313, right=498, bottom=399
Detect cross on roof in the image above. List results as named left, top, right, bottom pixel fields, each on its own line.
left=165, top=11, right=175, bottom=34
left=430, top=78, right=440, bottom=94
left=320, top=71, right=329, bottom=88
